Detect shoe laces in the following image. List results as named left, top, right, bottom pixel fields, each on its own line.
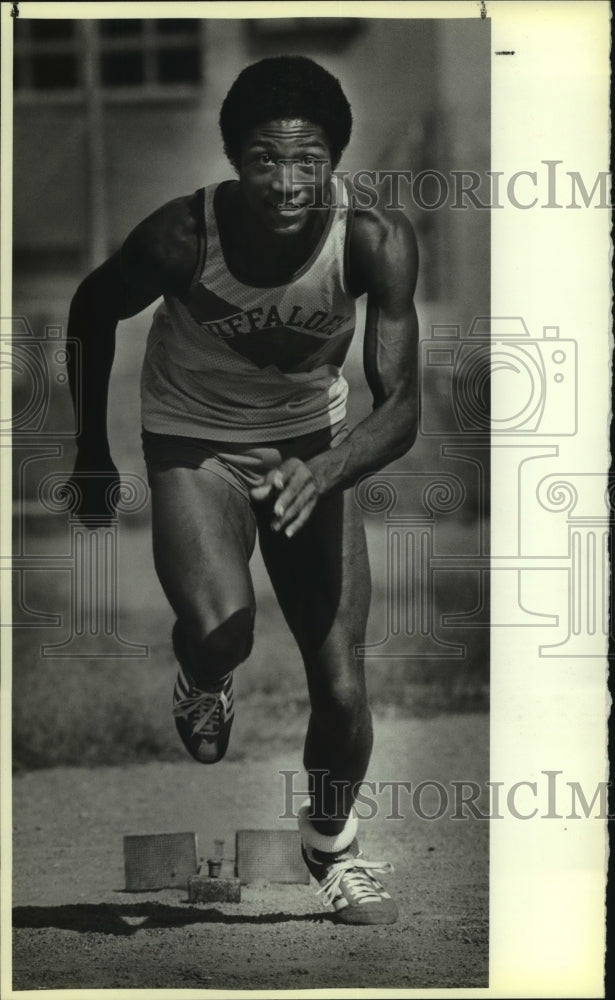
left=173, top=688, right=228, bottom=736
left=316, top=856, right=394, bottom=907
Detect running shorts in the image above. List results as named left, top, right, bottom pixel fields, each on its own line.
left=141, top=422, right=349, bottom=501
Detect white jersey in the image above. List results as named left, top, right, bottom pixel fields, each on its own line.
left=140, top=179, right=356, bottom=442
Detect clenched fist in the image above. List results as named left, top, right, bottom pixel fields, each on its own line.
left=64, top=451, right=121, bottom=526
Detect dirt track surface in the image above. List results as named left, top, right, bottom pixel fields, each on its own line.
left=12, top=714, right=488, bottom=992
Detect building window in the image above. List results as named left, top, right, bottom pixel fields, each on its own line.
left=14, top=20, right=79, bottom=91
left=14, top=19, right=203, bottom=99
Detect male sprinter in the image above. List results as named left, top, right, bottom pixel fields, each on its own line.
left=67, top=56, right=419, bottom=925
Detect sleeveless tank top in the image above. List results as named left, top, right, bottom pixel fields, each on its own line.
left=140, top=178, right=357, bottom=442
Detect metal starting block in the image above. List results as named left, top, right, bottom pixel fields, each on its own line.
left=123, top=832, right=199, bottom=891
left=236, top=829, right=310, bottom=884
left=122, top=829, right=308, bottom=896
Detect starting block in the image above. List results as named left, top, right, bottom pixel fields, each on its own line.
left=122, top=829, right=308, bottom=896
left=236, top=829, right=310, bottom=884
left=123, top=832, right=199, bottom=891
left=188, top=874, right=241, bottom=903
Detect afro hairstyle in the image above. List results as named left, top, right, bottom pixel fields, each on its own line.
left=219, top=56, right=352, bottom=171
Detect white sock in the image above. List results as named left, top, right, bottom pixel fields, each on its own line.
left=298, top=799, right=358, bottom=854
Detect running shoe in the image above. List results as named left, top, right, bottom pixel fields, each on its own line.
left=302, top=838, right=398, bottom=924
left=172, top=664, right=234, bottom=764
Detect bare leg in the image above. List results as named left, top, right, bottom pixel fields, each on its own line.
left=257, top=487, right=372, bottom=836
left=149, top=465, right=257, bottom=685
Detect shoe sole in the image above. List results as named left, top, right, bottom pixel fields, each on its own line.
left=174, top=715, right=233, bottom=765
left=333, top=902, right=399, bottom=925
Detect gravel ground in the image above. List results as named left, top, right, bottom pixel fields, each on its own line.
left=11, top=713, right=488, bottom=992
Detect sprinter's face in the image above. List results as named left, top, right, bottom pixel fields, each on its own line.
left=238, top=119, right=332, bottom=235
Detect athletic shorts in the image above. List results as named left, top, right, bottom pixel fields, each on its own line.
left=141, top=422, right=348, bottom=501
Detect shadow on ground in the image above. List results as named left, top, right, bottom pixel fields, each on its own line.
left=13, top=901, right=330, bottom=935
